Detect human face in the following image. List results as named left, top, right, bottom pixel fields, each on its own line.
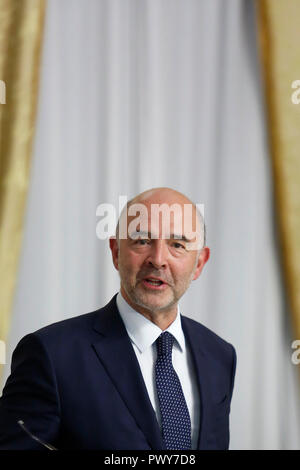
left=110, top=199, right=209, bottom=316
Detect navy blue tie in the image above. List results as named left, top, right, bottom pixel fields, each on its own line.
left=155, top=331, right=192, bottom=450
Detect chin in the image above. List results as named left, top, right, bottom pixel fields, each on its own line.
left=136, top=295, right=175, bottom=312
left=127, top=285, right=176, bottom=312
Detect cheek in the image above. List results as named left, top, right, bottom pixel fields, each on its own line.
left=172, top=259, right=197, bottom=282
left=119, top=252, right=143, bottom=273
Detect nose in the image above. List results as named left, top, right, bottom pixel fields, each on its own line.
left=146, top=240, right=168, bottom=270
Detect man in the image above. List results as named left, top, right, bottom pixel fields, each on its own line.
left=0, top=187, right=236, bottom=450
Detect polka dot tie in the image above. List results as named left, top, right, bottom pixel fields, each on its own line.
left=155, top=331, right=192, bottom=450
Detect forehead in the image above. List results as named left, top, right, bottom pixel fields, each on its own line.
left=121, top=199, right=200, bottom=239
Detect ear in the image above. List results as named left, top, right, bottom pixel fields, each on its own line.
left=192, top=247, right=210, bottom=281
left=109, top=236, right=119, bottom=271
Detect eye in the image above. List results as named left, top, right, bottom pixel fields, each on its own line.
left=135, top=239, right=150, bottom=245
left=172, top=242, right=185, bottom=249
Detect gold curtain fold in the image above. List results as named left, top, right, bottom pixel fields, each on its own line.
left=257, top=1, right=300, bottom=340
left=0, top=0, right=46, bottom=380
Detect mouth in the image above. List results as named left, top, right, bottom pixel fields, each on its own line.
left=141, top=277, right=168, bottom=291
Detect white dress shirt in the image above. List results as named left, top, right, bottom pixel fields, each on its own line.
left=116, top=292, right=200, bottom=449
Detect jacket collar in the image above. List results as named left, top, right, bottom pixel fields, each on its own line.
left=92, top=294, right=213, bottom=450
left=92, top=294, right=165, bottom=450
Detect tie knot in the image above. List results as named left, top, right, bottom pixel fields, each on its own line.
left=156, top=331, right=174, bottom=357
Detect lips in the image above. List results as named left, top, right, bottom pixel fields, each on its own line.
left=144, top=277, right=166, bottom=285
left=141, top=277, right=168, bottom=290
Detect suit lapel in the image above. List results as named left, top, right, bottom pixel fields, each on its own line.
left=181, top=315, right=212, bottom=450
left=91, top=295, right=164, bottom=450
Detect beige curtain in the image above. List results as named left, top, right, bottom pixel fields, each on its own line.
left=0, top=0, right=46, bottom=380
left=257, top=0, right=300, bottom=341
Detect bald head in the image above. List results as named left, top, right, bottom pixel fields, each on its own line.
left=130, top=187, right=192, bottom=205
left=116, top=187, right=206, bottom=250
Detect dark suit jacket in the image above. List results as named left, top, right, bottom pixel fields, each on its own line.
left=0, top=294, right=236, bottom=450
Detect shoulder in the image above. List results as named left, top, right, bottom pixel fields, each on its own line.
left=14, top=309, right=102, bottom=360
left=12, top=295, right=120, bottom=360
left=181, top=314, right=236, bottom=363
left=34, top=309, right=99, bottom=339
left=15, top=295, right=119, bottom=358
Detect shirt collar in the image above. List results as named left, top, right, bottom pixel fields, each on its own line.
left=116, top=291, right=186, bottom=354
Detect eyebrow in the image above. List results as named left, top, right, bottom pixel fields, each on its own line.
left=128, top=231, right=194, bottom=242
